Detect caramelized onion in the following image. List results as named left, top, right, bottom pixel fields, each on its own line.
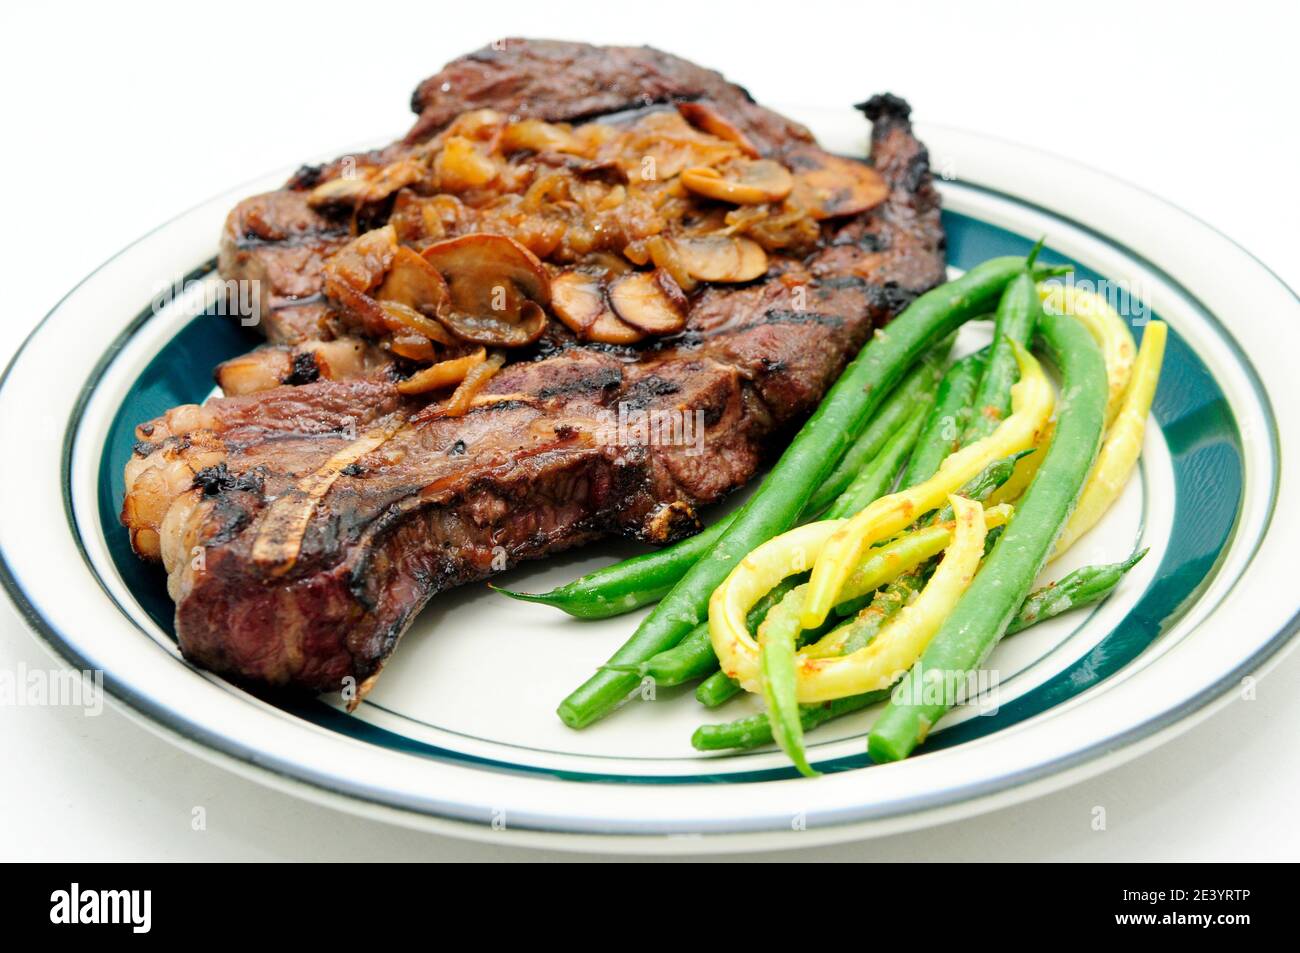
left=443, top=350, right=507, bottom=416
left=397, top=348, right=487, bottom=395
left=322, top=226, right=398, bottom=293
left=435, top=136, right=498, bottom=191
left=379, top=301, right=458, bottom=346
left=388, top=333, right=437, bottom=363
left=308, top=159, right=425, bottom=209
left=501, top=119, right=585, bottom=155
left=676, top=102, right=760, bottom=158
left=251, top=419, right=407, bottom=576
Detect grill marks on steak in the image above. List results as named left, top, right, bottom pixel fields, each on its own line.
left=219, top=190, right=350, bottom=344
left=133, top=42, right=945, bottom=695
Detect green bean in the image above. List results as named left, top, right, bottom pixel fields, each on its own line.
left=868, top=309, right=1107, bottom=762
left=602, top=624, right=710, bottom=686
left=736, top=499, right=1005, bottom=715
left=696, top=591, right=854, bottom=708
left=758, top=416, right=932, bottom=772
left=693, top=691, right=892, bottom=751
left=699, top=564, right=911, bottom=756
left=696, top=667, right=744, bottom=708
left=823, top=404, right=928, bottom=520
left=1007, top=548, right=1147, bottom=634
left=494, top=518, right=733, bottom=619
left=692, top=547, right=1144, bottom=752
left=798, top=574, right=912, bottom=658
left=702, top=318, right=1039, bottom=758
left=556, top=259, right=1040, bottom=730
left=496, top=344, right=946, bottom=620
left=964, top=267, right=1043, bottom=442
left=761, top=603, right=818, bottom=776
left=934, top=453, right=1026, bottom=520
left=754, top=261, right=1045, bottom=772
left=803, top=347, right=947, bottom=515
left=900, top=351, right=984, bottom=488
left=753, top=454, right=1013, bottom=770
left=602, top=574, right=807, bottom=686
left=743, top=451, right=1019, bottom=692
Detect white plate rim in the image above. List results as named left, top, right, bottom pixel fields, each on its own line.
left=2, top=109, right=1297, bottom=851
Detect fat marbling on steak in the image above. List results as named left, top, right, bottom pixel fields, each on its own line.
left=123, top=40, right=945, bottom=697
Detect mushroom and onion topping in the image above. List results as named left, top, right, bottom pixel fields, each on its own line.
left=312, top=102, right=887, bottom=379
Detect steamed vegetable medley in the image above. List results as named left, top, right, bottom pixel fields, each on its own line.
left=499, top=247, right=1167, bottom=775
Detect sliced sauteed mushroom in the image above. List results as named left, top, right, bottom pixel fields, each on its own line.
left=375, top=247, right=458, bottom=344
left=676, top=102, right=759, bottom=158
left=308, top=158, right=425, bottom=209
left=788, top=149, right=889, bottom=219
left=681, top=158, right=794, bottom=205
left=670, top=236, right=768, bottom=283
left=608, top=270, right=687, bottom=335
left=377, top=246, right=450, bottom=317
left=421, top=234, right=550, bottom=347
left=550, top=272, right=645, bottom=344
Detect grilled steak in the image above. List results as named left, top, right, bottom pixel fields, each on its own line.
left=126, top=40, right=945, bottom=697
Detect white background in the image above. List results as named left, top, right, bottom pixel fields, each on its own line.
left=2, top=0, right=1297, bottom=861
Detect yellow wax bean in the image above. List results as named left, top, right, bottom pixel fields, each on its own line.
left=709, top=504, right=1012, bottom=691
left=799, top=343, right=1053, bottom=629
left=792, top=495, right=986, bottom=703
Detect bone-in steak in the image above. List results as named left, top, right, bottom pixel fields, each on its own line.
left=123, top=40, right=945, bottom=697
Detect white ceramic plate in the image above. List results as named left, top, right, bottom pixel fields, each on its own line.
left=2, top=108, right=1297, bottom=852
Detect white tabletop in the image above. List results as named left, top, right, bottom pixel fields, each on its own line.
left=3, top=0, right=1297, bottom=861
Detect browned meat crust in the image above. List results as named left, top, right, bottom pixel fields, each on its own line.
left=405, top=38, right=814, bottom=155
